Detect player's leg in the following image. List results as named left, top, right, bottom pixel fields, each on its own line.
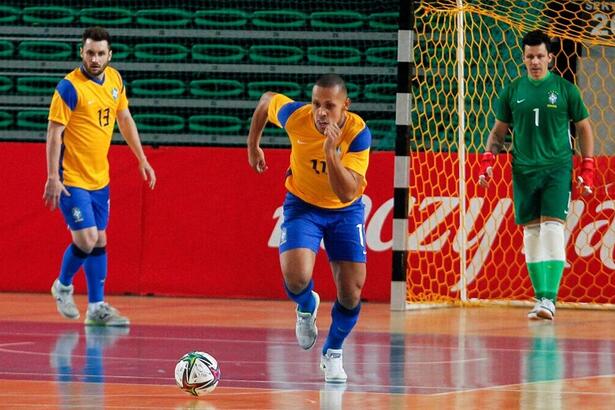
left=320, top=201, right=367, bottom=383
left=83, top=185, right=129, bottom=326
left=536, top=167, right=572, bottom=320
left=513, top=169, right=545, bottom=319
left=53, top=187, right=99, bottom=319
left=279, top=193, right=323, bottom=349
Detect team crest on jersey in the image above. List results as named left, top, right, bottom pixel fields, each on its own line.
left=71, top=207, right=84, bottom=223
left=111, top=88, right=119, bottom=100
left=547, top=91, right=558, bottom=108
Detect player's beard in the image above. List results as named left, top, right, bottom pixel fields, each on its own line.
left=83, top=60, right=109, bottom=78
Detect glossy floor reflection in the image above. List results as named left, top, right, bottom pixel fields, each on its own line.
left=1, top=293, right=615, bottom=409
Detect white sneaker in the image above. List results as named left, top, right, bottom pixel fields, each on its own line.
left=51, top=279, right=80, bottom=319
left=528, top=298, right=555, bottom=321
left=84, top=303, right=130, bottom=327
left=295, top=291, right=320, bottom=350
left=320, top=348, right=347, bottom=383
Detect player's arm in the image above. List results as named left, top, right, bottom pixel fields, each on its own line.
left=575, top=118, right=595, bottom=195
left=247, top=92, right=275, bottom=173
left=116, top=108, right=156, bottom=189
left=43, top=120, right=69, bottom=210
left=323, top=123, right=361, bottom=203
left=478, top=120, right=509, bottom=188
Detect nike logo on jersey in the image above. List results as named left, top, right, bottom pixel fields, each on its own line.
left=296, top=140, right=308, bottom=144
left=516, top=99, right=526, bottom=103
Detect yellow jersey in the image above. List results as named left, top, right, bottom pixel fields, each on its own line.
left=48, top=66, right=128, bottom=190
left=268, top=93, right=371, bottom=209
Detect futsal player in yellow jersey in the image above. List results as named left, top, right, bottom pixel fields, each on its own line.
left=248, top=74, right=371, bottom=383
left=43, top=27, right=156, bottom=327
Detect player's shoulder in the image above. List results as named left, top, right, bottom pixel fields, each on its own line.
left=346, top=111, right=368, bottom=133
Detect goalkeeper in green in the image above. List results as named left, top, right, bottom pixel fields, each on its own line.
left=479, top=30, right=595, bottom=320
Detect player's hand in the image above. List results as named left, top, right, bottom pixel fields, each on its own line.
left=323, top=122, right=342, bottom=152
left=478, top=152, right=495, bottom=188
left=43, top=177, right=70, bottom=211
left=140, top=159, right=156, bottom=190
left=576, top=157, right=594, bottom=196
left=248, top=146, right=268, bottom=173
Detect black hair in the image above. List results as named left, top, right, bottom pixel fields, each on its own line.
left=522, top=30, right=551, bottom=53
left=82, top=26, right=111, bottom=48
left=315, top=73, right=347, bottom=95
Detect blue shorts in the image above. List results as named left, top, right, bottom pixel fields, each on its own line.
left=279, top=192, right=367, bottom=263
left=59, top=185, right=110, bottom=231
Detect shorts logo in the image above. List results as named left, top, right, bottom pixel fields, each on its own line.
left=71, top=207, right=84, bottom=223
left=279, top=226, right=287, bottom=245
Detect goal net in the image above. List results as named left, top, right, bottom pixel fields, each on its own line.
left=407, top=0, right=615, bottom=307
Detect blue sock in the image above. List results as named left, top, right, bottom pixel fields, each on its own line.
left=58, top=244, right=89, bottom=286
left=284, top=280, right=316, bottom=314
left=322, top=300, right=361, bottom=354
left=83, top=247, right=107, bottom=303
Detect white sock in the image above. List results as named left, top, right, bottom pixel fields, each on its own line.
left=540, top=221, right=566, bottom=261
left=88, top=301, right=104, bottom=313
left=523, top=224, right=542, bottom=263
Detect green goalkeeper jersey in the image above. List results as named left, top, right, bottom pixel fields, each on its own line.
left=496, top=71, right=589, bottom=170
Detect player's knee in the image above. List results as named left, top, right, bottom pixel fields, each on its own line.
left=540, top=221, right=565, bottom=260
left=283, top=276, right=311, bottom=294
left=73, top=231, right=99, bottom=253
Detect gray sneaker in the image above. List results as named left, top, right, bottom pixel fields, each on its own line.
left=295, top=291, right=320, bottom=350
left=320, top=348, right=347, bottom=383
left=528, top=298, right=555, bottom=320
left=51, top=279, right=80, bottom=320
left=84, top=303, right=130, bottom=327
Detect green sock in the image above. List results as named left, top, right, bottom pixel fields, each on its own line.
left=527, top=262, right=545, bottom=299
left=543, top=260, right=565, bottom=302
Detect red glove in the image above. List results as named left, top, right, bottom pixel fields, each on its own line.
left=478, top=152, right=495, bottom=186
left=577, top=157, right=595, bottom=195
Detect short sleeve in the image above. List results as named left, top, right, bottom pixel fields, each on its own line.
left=341, top=127, right=371, bottom=177
left=567, top=83, right=589, bottom=123
left=267, top=93, right=295, bottom=128
left=48, top=89, right=72, bottom=125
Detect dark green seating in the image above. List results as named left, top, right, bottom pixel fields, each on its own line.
left=194, top=9, right=249, bottom=28
left=79, top=7, right=132, bottom=26
left=248, top=81, right=301, bottom=99
left=247, top=118, right=286, bottom=135
left=252, top=10, right=308, bottom=28
left=135, top=8, right=192, bottom=27
left=307, top=46, right=361, bottom=64
left=189, top=79, right=244, bottom=97
left=364, top=83, right=396, bottom=102
left=248, top=45, right=304, bottom=64
left=0, top=40, right=14, bottom=58
left=18, top=41, right=72, bottom=61
left=17, top=110, right=48, bottom=130
left=0, top=111, right=12, bottom=128
left=134, top=43, right=188, bottom=61
left=189, top=115, right=242, bottom=134
left=0, top=76, right=11, bottom=93
left=133, top=114, right=184, bottom=132
left=368, top=119, right=396, bottom=150
left=17, top=76, right=60, bottom=95
left=310, top=11, right=365, bottom=29
left=0, top=6, right=20, bottom=24
left=191, top=44, right=246, bottom=63
left=305, top=82, right=360, bottom=100
left=130, top=79, right=186, bottom=96
left=22, top=6, right=75, bottom=25
left=368, top=12, right=397, bottom=30
left=365, top=47, right=396, bottom=65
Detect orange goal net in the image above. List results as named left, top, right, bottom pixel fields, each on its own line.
left=407, top=0, right=615, bottom=307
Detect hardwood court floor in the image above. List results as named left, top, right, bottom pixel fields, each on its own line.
left=1, top=293, right=615, bottom=409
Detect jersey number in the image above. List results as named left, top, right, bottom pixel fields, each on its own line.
left=98, top=108, right=110, bottom=127
left=533, top=108, right=539, bottom=127
left=311, top=159, right=326, bottom=174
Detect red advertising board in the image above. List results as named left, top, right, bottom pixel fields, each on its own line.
left=408, top=151, right=615, bottom=304
left=0, top=143, right=394, bottom=302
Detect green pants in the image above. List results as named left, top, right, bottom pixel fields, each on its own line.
left=512, top=165, right=571, bottom=225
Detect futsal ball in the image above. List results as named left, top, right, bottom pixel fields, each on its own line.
left=175, top=351, right=221, bottom=396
